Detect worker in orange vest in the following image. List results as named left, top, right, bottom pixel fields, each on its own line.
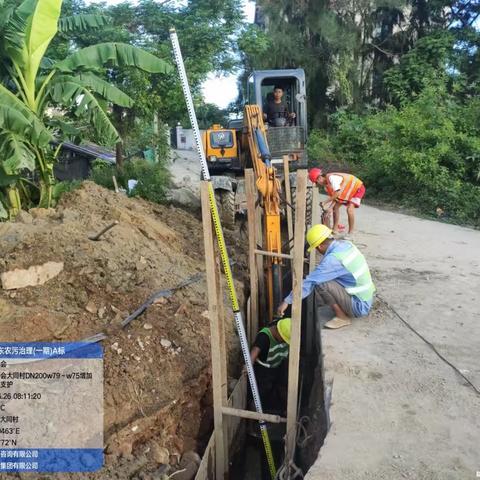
left=308, top=168, right=365, bottom=235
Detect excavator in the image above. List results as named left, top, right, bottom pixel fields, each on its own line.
left=202, top=69, right=308, bottom=320
left=203, top=69, right=307, bottom=228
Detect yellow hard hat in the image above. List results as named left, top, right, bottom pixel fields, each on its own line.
left=277, top=318, right=291, bottom=344
left=306, top=224, right=332, bottom=252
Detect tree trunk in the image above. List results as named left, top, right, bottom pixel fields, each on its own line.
left=116, top=142, right=124, bottom=168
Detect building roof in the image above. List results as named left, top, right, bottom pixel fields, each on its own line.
left=59, top=141, right=116, bottom=163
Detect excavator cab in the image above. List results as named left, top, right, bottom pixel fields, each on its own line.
left=247, top=69, right=307, bottom=167
left=206, top=69, right=308, bottom=235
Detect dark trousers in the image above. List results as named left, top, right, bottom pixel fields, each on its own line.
left=248, top=361, right=288, bottom=413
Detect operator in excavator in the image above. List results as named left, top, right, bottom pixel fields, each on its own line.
left=263, top=85, right=296, bottom=127
left=276, top=225, right=375, bottom=329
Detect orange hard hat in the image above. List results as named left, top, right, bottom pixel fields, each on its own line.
left=308, top=168, right=322, bottom=183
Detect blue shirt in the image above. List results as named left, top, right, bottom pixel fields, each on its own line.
left=284, top=240, right=373, bottom=317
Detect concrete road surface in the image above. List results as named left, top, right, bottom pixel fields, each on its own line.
left=306, top=204, right=480, bottom=480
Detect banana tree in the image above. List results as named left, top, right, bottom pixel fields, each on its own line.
left=0, top=0, right=172, bottom=218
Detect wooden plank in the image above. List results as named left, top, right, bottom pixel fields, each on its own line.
left=245, top=169, right=259, bottom=344
left=112, top=175, right=119, bottom=193
left=195, top=375, right=248, bottom=480
left=283, top=155, right=293, bottom=251
left=222, top=406, right=286, bottom=424
left=254, top=249, right=293, bottom=260
left=285, top=170, right=307, bottom=463
left=306, top=185, right=320, bottom=356
left=200, top=182, right=227, bottom=479
left=215, top=255, right=228, bottom=404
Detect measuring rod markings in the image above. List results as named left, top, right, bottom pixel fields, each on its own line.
left=169, top=29, right=277, bottom=479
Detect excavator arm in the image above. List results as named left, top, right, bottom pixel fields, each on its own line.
left=243, top=105, right=283, bottom=321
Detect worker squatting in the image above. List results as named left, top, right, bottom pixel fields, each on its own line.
left=250, top=191, right=375, bottom=411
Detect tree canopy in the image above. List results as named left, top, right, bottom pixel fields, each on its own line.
left=243, top=0, right=480, bottom=224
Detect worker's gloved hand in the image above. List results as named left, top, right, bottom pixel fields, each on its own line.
left=289, top=112, right=296, bottom=119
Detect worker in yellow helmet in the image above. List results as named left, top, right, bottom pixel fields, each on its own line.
left=248, top=318, right=291, bottom=412
left=276, top=225, right=375, bottom=329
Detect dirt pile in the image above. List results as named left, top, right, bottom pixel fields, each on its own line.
left=0, top=182, right=245, bottom=480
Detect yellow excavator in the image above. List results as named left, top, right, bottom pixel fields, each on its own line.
left=203, top=71, right=308, bottom=320
left=243, top=104, right=283, bottom=321
left=202, top=69, right=308, bottom=321
left=203, top=105, right=284, bottom=320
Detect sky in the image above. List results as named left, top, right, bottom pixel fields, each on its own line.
left=85, top=0, right=256, bottom=109
left=202, top=2, right=256, bottom=108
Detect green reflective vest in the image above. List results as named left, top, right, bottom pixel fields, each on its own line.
left=255, top=328, right=289, bottom=369
left=333, top=242, right=375, bottom=301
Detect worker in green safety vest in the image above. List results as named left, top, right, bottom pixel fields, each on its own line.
left=248, top=318, right=291, bottom=412
left=277, top=224, right=375, bottom=329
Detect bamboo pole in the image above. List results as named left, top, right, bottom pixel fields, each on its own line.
left=283, top=155, right=294, bottom=251
left=285, top=170, right=307, bottom=463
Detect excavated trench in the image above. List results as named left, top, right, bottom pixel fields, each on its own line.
left=195, top=201, right=330, bottom=479
left=227, top=300, right=329, bottom=480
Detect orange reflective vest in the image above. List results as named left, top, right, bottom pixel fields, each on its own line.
left=325, top=173, right=363, bottom=202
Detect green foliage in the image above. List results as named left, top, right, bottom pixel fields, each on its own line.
left=123, top=159, right=171, bottom=204
left=240, top=0, right=416, bottom=124
left=89, top=160, right=117, bottom=190
left=48, top=0, right=246, bottom=127
left=90, top=158, right=171, bottom=204
left=196, top=103, right=229, bottom=129
left=51, top=179, right=81, bottom=203
left=383, top=31, right=456, bottom=104
left=314, top=85, right=480, bottom=226
left=55, top=42, right=172, bottom=74
left=58, top=14, right=110, bottom=33
left=306, top=130, right=337, bottom=165
left=0, top=0, right=172, bottom=217
left=122, top=120, right=171, bottom=162
left=251, top=0, right=480, bottom=226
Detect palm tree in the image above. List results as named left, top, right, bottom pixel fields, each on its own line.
left=0, top=0, right=172, bottom=218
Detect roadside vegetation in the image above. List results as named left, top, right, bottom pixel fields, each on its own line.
left=0, top=0, right=172, bottom=218
left=2, top=0, right=479, bottom=225
left=0, top=0, right=243, bottom=219
left=241, top=1, right=480, bottom=226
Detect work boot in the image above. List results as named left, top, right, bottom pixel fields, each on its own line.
left=324, top=316, right=352, bottom=329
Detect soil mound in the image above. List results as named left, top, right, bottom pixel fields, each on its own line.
left=0, top=182, right=245, bottom=479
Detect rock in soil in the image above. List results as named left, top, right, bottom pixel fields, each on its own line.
left=1, top=261, right=64, bottom=290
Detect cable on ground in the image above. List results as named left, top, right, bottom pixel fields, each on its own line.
left=377, top=294, right=480, bottom=396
